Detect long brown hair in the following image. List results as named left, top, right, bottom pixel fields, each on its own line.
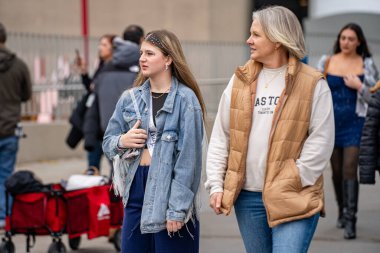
left=134, top=30, right=206, bottom=118
left=333, top=23, right=371, bottom=58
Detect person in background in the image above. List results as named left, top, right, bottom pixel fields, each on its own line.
left=206, top=6, right=334, bottom=253
left=0, top=22, right=32, bottom=228
left=103, top=30, right=205, bottom=253
left=95, top=25, right=144, bottom=138
left=68, top=34, right=116, bottom=173
left=359, top=81, right=380, bottom=184
left=317, top=23, right=379, bottom=239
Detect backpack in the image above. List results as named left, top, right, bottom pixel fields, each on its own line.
left=5, top=170, right=45, bottom=196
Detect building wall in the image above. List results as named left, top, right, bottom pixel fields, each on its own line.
left=304, top=13, right=380, bottom=68
left=0, top=0, right=82, bottom=35
left=309, top=0, right=380, bottom=18
left=0, top=0, right=251, bottom=42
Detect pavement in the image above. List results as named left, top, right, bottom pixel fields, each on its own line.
left=1, top=157, right=380, bottom=253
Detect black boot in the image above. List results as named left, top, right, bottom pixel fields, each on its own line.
left=332, top=179, right=345, bottom=228
left=337, top=208, right=345, bottom=229
left=343, top=180, right=358, bottom=239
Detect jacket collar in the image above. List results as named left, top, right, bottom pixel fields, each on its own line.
left=235, top=55, right=300, bottom=95
left=137, top=76, right=179, bottom=114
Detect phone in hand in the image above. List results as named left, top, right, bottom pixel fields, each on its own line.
left=75, top=49, right=82, bottom=66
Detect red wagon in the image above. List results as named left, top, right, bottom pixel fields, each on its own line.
left=0, top=183, right=123, bottom=253
left=64, top=184, right=123, bottom=251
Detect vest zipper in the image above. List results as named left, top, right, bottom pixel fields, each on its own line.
left=262, top=90, right=288, bottom=225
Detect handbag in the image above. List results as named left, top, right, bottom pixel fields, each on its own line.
left=112, top=89, right=142, bottom=196
left=120, top=89, right=142, bottom=159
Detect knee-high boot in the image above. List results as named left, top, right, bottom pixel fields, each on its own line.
left=343, top=180, right=358, bottom=239
left=332, top=179, right=345, bottom=228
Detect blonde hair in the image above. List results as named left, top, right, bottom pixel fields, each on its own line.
left=134, top=30, right=206, bottom=118
left=252, top=6, right=306, bottom=60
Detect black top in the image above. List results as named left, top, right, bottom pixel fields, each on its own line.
left=151, top=92, right=168, bottom=126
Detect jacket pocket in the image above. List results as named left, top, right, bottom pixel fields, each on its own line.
left=286, top=159, right=303, bottom=191
left=122, top=110, right=138, bottom=129
left=160, top=131, right=178, bottom=165
left=264, top=159, right=319, bottom=220
left=267, top=159, right=302, bottom=194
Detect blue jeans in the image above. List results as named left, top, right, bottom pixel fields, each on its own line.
left=121, top=165, right=199, bottom=253
left=0, top=136, right=18, bottom=221
left=87, top=140, right=103, bottom=169
left=234, top=190, right=319, bottom=253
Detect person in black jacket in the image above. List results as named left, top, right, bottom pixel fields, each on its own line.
left=95, top=25, right=144, bottom=135
left=359, top=81, right=380, bottom=184
left=0, top=22, right=32, bottom=228
left=67, top=34, right=116, bottom=171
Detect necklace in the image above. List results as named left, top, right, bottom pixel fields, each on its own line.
left=151, top=87, right=170, bottom=99
left=263, top=69, right=285, bottom=88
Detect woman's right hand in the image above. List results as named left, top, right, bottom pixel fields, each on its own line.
left=119, top=120, right=147, bottom=148
left=209, top=192, right=223, bottom=215
left=343, top=74, right=362, bottom=91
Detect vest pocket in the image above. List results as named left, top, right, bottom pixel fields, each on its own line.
left=264, top=159, right=319, bottom=220
left=270, top=159, right=302, bottom=193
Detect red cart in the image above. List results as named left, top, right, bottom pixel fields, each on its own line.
left=0, top=183, right=123, bottom=253
left=64, top=184, right=123, bottom=251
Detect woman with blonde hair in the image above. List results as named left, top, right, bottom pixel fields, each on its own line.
left=103, top=30, right=205, bottom=253
left=206, top=6, right=334, bottom=252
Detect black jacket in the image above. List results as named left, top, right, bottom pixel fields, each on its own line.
left=0, top=47, right=32, bottom=138
left=83, top=93, right=102, bottom=150
left=359, top=91, right=380, bottom=184
left=66, top=93, right=88, bottom=149
left=67, top=61, right=105, bottom=150
left=66, top=93, right=102, bottom=151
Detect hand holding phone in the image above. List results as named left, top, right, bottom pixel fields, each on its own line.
left=74, top=49, right=82, bottom=66
left=75, top=49, right=87, bottom=73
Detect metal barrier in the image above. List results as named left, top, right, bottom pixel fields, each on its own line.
left=21, top=83, right=86, bottom=122
left=21, top=78, right=230, bottom=122
left=8, top=32, right=245, bottom=122
left=7, top=32, right=248, bottom=82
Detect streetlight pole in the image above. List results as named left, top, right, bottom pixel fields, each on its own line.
left=81, top=0, right=89, bottom=65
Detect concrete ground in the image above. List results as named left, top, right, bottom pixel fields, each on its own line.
left=1, top=158, right=379, bottom=253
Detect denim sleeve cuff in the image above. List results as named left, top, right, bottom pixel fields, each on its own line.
left=117, top=135, right=128, bottom=150
left=166, top=210, right=186, bottom=222
left=109, top=135, right=128, bottom=158
left=166, top=179, right=194, bottom=222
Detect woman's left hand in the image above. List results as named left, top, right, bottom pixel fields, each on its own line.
left=343, top=74, right=362, bottom=91
left=166, top=220, right=184, bottom=233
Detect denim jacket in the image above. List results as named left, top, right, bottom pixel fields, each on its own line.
left=103, top=77, right=204, bottom=233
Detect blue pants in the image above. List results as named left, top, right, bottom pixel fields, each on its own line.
left=87, top=140, right=103, bottom=169
left=0, top=136, right=18, bottom=222
left=121, top=165, right=199, bottom=253
left=234, top=190, right=319, bottom=253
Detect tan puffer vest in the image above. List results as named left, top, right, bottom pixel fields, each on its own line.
left=221, top=56, right=325, bottom=227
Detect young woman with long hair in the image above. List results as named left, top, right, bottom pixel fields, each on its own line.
left=103, top=30, right=205, bottom=253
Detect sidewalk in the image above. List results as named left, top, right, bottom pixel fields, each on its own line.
left=4, top=158, right=380, bottom=253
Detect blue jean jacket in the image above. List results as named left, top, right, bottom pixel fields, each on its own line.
left=103, top=77, right=204, bottom=233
